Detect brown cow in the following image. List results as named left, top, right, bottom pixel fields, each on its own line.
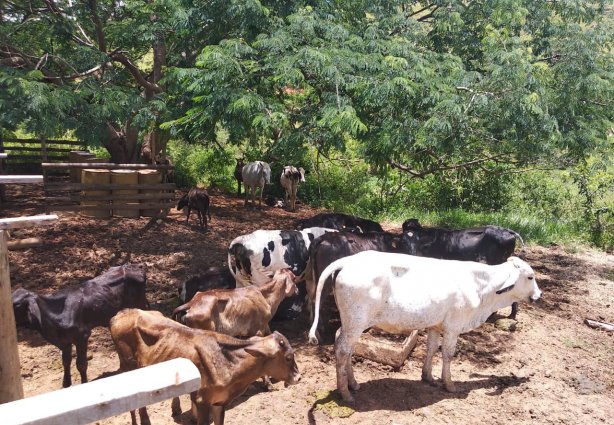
left=172, top=269, right=297, bottom=337
left=110, top=309, right=301, bottom=425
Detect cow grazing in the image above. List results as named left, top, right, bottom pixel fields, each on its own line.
left=177, top=188, right=211, bottom=230
left=12, top=264, right=148, bottom=388
left=280, top=165, right=305, bottom=211
left=234, top=158, right=245, bottom=196
left=178, top=266, right=236, bottom=303
left=309, top=251, right=541, bottom=403
left=110, top=309, right=301, bottom=425
left=227, top=227, right=336, bottom=319
left=172, top=269, right=298, bottom=337
left=401, top=218, right=525, bottom=318
left=296, top=212, right=384, bottom=233
left=242, top=161, right=271, bottom=206
left=304, top=231, right=403, bottom=329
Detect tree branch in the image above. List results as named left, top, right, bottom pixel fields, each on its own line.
left=108, top=50, right=164, bottom=93
left=387, top=152, right=514, bottom=178
left=86, top=0, right=106, bottom=52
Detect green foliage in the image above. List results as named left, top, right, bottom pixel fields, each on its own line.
left=167, top=139, right=235, bottom=190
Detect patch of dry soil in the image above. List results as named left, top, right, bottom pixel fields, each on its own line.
left=2, top=184, right=613, bottom=424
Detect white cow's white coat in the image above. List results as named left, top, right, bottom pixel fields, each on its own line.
left=308, top=250, right=541, bottom=403
left=242, top=161, right=271, bottom=206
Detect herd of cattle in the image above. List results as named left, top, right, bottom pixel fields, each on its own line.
left=11, top=166, right=542, bottom=424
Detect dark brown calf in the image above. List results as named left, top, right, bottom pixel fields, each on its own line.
left=110, top=309, right=301, bottom=425
left=172, top=269, right=297, bottom=337
left=177, top=187, right=211, bottom=229
left=12, top=264, right=148, bottom=387
left=234, top=158, right=245, bottom=197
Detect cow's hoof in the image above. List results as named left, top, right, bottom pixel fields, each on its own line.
left=421, top=373, right=434, bottom=384
left=349, top=381, right=360, bottom=391
left=340, top=393, right=355, bottom=405
left=444, top=382, right=457, bottom=393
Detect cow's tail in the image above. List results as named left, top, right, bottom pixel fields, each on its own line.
left=308, top=260, right=343, bottom=345
left=509, top=229, right=525, bottom=250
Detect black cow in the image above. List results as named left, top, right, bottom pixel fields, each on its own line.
left=401, top=218, right=524, bottom=318
left=177, top=188, right=211, bottom=230
left=305, top=231, right=403, bottom=341
left=178, top=266, right=236, bottom=303
left=234, top=158, right=245, bottom=197
left=12, top=263, right=148, bottom=388
left=296, top=212, right=384, bottom=233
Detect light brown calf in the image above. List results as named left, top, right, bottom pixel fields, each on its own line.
left=172, top=269, right=297, bottom=337
left=110, top=309, right=301, bottom=425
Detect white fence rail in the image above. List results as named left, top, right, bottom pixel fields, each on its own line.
left=0, top=358, right=200, bottom=425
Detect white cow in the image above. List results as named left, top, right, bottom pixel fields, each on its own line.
left=242, top=161, right=271, bottom=206
left=280, top=165, right=305, bottom=211
left=308, top=251, right=541, bottom=403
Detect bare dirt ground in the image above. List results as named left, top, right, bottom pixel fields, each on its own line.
left=2, top=184, right=613, bottom=425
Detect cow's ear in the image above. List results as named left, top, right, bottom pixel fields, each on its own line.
left=245, top=340, right=276, bottom=358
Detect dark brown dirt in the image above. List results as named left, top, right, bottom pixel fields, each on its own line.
left=2, top=183, right=613, bottom=424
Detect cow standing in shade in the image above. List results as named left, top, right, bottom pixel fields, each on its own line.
left=177, top=188, right=211, bottom=230
left=234, top=158, right=245, bottom=197
left=401, top=219, right=525, bottom=318
left=242, top=161, right=271, bottom=206
left=280, top=165, right=305, bottom=211
left=309, top=251, right=541, bottom=403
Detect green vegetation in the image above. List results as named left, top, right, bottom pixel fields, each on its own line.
left=2, top=1, right=612, bottom=250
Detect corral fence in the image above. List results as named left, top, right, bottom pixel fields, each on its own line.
left=43, top=162, right=176, bottom=218
left=0, top=137, right=86, bottom=174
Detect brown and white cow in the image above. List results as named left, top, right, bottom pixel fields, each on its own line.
left=309, top=251, right=541, bottom=403
left=110, top=309, right=301, bottom=425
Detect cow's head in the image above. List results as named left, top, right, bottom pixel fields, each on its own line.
left=176, top=193, right=189, bottom=210
left=120, top=263, right=149, bottom=309
left=402, top=218, right=422, bottom=233
left=12, top=288, right=41, bottom=329
left=498, top=257, right=541, bottom=303
left=269, top=269, right=299, bottom=297
left=245, top=331, right=301, bottom=386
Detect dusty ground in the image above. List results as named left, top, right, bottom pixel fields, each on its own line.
left=2, top=183, right=613, bottom=425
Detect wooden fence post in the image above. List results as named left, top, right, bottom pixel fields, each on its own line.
left=0, top=230, right=24, bottom=403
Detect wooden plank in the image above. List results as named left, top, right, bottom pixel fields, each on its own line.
left=1, top=146, right=77, bottom=153
left=42, top=163, right=174, bottom=170
left=1, top=139, right=84, bottom=146
left=47, top=192, right=176, bottom=202
left=0, top=176, right=44, bottom=184
left=45, top=182, right=176, bottom=191
left=7, top=238, right=43, bottom=251
left=48, top=203, right=173, bottom=211
left=0, top=357, right=201, bottom=425
left=354, top=329, right=420, bottom=369
left=6, top=155, right=69, bottom=161
left=0, top=215, right=58, bottom=230
left=0, top=231, right=25, bottom=403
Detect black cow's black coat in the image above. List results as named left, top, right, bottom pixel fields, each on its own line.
left=12, top=263, right=148, bottom=387
left=177, top=188, right=211, bottom=229
left=400, top=219, right=523, bottom=318
left=296, top=213, right=383, bottom=233
left=178, top=266, right=236, bottom=303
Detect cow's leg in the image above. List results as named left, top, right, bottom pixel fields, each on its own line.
left=186, top=206, right=191, bottom=225
left=509, top=302, right=518, bottom=320
left=421, top=329, right=440, bottom=384
left=244, top=186, right=249, bottom=205
left=211, top=405, right=225, bottom=425
left=237, top=180, right=241, bottom=197
left=138, top=407, right=151, bottom=425
left=190, top=392, right=210, bottom=425
left=258, top=184, right=263, bottom=206
left=334, top=327, right=361, bottom=403
left=171, top=396, right=182, bottom=416
left=441, top=331, right=460, bottom=392
left=129, top=409, right=138, bottom=425
left=61, top=345, right=73, bottom=388
left=75, top=336, right=89, bottom=384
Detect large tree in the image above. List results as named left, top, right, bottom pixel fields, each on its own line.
left=0, top=0, right=272, bottom=162
left=165, top=1, right=613, bottom=175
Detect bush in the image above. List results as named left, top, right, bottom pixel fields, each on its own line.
left=167, top=140, right=235, bottom=190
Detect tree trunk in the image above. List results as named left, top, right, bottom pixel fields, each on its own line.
left=103, top=122, right=139, bottom=164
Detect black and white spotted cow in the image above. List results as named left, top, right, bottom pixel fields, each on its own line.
left=227, top=227, right=336, bottom=318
